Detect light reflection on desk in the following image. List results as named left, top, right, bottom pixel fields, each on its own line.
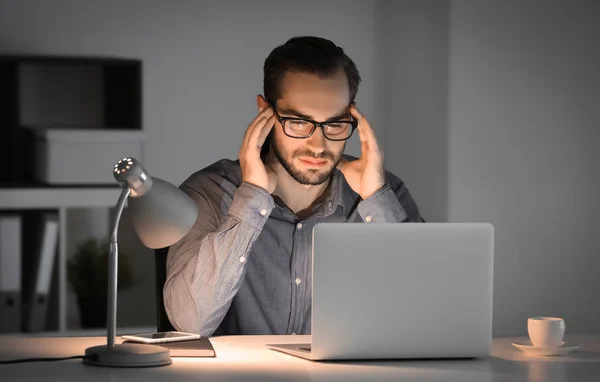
left=0, top=334, right=598, bottom=381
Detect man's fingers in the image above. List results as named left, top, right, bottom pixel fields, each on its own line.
left=243, top=117, right=268, bottom=154
left=249, top=114, right=274, bottom=150
left=351, top=105, right=380, bottom=154
left=244, top=107, right=273, bottom=137
left=257, top=105, right=274, bottom=120
left=256, top=115, right=275, bottom=148
left=241, top=117, right=265, bottom=154
left=351, top=106, right=370, bottom=160
left=356, top=118, right=367, bottom=143
left=363, top=119, right=380, bottom=153
left=351, top=105, right=367, bottom=143
left=242, top=107, right=273, bottom=150
left=350, top=105, right=363, bottom=121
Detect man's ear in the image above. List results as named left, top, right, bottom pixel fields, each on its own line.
left=256, top=94, right=269, bottom=112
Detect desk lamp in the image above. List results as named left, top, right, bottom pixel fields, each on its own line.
left=83, top=157, right=197, bottom=367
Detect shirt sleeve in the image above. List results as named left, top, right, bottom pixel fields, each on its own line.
left=163, top=180, right=274, bottom=336
left=356, top=171, right=425, bottom=223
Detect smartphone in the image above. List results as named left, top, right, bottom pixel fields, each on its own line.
left=121, top=331, right=201, bottom=344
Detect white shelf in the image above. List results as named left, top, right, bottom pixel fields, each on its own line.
left=0, top=187, right=121, bottom=209
left=0, top=186, right=124, bottom=332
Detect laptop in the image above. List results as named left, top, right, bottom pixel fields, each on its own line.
left=268, top=222, right=494, bottom=361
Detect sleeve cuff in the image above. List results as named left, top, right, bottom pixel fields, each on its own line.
left=357, top=184, right=408, bottom=223
left=227, top=182, right=275, bottom=230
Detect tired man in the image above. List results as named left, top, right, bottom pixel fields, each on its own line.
left=165, top=36, right=424, bottom=336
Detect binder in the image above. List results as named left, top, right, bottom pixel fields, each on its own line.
left=0, top=214, right=22, bottom=333
left=24, top=213, right=59, bottom=332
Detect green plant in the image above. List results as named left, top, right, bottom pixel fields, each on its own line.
left=67, top=237, right=135, bottom=298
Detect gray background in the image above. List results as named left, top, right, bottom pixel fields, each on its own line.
left=0, top=0, right=598, bottom=337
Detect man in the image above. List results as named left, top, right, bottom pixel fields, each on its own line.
left=164, top=36, right=424, bottom=336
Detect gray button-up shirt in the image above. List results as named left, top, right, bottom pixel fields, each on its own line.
left=164, top=158, right=424, bottom=336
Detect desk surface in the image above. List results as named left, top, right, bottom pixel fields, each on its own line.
left=1, top=334, right=599, bottom=381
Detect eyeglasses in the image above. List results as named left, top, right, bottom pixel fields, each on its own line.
left=269, top=102, right=357, bottom=141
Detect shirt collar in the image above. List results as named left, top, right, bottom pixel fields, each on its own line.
left=310, top=168, right=349, bottom=217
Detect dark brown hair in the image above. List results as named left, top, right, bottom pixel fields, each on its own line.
left=264, top=36, right=361, bottom=103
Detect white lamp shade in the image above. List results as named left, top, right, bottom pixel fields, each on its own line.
left=126, top=177, right=197, bottom=249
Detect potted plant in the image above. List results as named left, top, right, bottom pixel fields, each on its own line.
left=67, top=237, right=135, bottom=328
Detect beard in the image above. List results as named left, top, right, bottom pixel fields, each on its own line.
left=271, top=134, right=344, bottom=186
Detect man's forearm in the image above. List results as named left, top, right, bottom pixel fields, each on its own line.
left=163, top=182, right=274, bottom=335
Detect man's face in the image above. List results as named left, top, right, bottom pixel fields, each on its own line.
left=270, top=70, right=351, bottom=186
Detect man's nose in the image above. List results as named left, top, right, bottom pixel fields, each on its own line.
left=306, top=126, right=326, bottom=153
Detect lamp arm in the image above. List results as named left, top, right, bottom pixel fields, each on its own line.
left=107, top=186, right=131, bottom=348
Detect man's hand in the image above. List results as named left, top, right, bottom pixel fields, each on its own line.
left=337, top=106, right=385, bottom=200
left=239, top=107, right=277, bottom=194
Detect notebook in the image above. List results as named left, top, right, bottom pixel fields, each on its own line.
left=124, top=337, right=216, bottom=357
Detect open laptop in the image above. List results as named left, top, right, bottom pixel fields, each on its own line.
left=268, top=222, right=494, bottom=361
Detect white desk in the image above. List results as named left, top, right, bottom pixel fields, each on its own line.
left=1, top=334, right=599, bottom=381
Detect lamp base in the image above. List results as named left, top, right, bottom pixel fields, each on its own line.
left=83, top=343, right=172, bottom=367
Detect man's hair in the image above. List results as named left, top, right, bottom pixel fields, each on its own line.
left=263, top=36, right=361, bottom=103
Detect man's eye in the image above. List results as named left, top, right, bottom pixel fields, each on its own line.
left=288, top=120, right=311, bottom=127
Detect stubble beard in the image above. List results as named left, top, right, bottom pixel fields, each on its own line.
left=271, top=135, right=344, bottom=186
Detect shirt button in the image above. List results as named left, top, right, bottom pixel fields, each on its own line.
left=239, top=256, right=246, bottom=263
left=365, top=216, right=373, bottom=223
left=260, top=209, right=267, bottom=216
left=295, top=277, right=301, bottom=285
left=296, top=223, right=303, bottom=230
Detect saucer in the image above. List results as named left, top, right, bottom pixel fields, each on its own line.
left=511, top=340, right=580, bottom=356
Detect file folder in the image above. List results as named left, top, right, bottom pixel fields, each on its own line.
left=24, top=213, right=59, bottom=332
left=0, top=214, right=22, bottom=333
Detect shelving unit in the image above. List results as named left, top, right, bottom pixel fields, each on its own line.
left=0, top=55, right=144, bottom=333
left=0, top=54, right=142, bottom=185
left=0, top=186, right=122, bottom=333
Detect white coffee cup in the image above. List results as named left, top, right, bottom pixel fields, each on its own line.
left=527, top=317, right=565, bottom=349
